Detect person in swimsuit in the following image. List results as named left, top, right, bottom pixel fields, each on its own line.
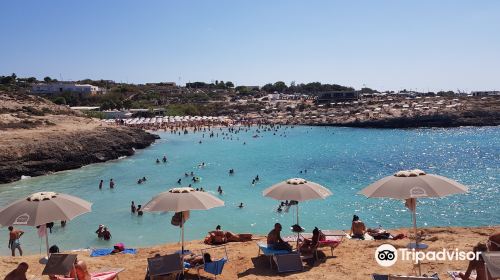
left=350, top=215, right=366, bottom=239
left=69, top=258, right=91, bottom=280
left=4, top=262, right=28, bottom=280
left=267, top=223, right=292, bottom=251
left=459, top=243, right=488, bottom=280
left=8, top=226, right=24, bottom=257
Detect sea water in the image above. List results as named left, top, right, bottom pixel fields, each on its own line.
left=0, top=126, right=498, bottom=255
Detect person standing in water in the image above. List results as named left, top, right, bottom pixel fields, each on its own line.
left=99, top=180, right=103, bottom=190
left=109, top=179, right=115, bottom=189
left=8, top=226, right=24, bottom=256
left=238, top=202, right=244, bottom=208
left=131, top=201, right=136, bottom=214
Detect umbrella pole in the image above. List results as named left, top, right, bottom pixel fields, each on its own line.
left=45, top=227, right=49, bottom=257
left=296, top=204, right=300, bottom=250
left=413, top=206, right=421, bottom=276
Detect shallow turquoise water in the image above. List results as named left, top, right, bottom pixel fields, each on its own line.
left=0, top=126, right=499, bottom=255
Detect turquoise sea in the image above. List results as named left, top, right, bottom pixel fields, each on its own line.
left=0, top=126, right=499, bottom=255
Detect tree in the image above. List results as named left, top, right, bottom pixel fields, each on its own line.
left=225, top=81, right=234, bottom=88
left=262, top=83, right=274, bottom=93
left=53, top=97, right=66, bottom=105
left=273, top=81, right=287, bottom=93
left=44, top=76, right=52, bottom=83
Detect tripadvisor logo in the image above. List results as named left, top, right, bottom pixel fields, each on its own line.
left=375, top=244, right=481, bottom=267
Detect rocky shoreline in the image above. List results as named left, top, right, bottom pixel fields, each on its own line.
left=0, top=127, right=158, bottom=184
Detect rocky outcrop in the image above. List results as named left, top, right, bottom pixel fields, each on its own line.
left=0, top=127, right=158, bottom=184
left=316, top=111, right=500, bottom=128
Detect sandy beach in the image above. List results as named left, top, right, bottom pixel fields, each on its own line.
left=1, top=226, right=498, bottom=279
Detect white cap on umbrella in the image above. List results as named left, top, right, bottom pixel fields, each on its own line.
left=263, top=178, right=332, bottom=202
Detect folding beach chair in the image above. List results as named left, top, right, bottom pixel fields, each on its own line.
left=147, top=253, right=183, bottom=280
left=256, top=242, right=291, bottom=268
left=372, top=274, right=440, bottom=280
left=42, top=253, right=77, bottom=277
left=273, top=253, right=303, bottom=273
left=482, top=252, right=500, bottom=280
left=196, top=245, right=229, bottom=279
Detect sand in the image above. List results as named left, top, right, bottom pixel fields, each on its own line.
left=1, top=226, right=498, bottom=279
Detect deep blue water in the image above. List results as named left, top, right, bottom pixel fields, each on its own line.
left=0, top=126, right=498, bottom=255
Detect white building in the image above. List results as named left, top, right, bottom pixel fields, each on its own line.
left=31, top=83, right=104, bottom=95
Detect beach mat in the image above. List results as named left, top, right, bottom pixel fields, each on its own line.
left=90, top=248, right=137, bottom=257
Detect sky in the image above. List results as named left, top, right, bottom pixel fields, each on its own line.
left=1, top=0, right=499, bottom=91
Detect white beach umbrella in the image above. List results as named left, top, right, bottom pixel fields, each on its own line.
left=143, top=187, right=224, bottom=256
left=0, top=192, right=92, bottom=256
left=359, top=169, right=467, bottom=275
left=263, top=178, right=331, bottom=224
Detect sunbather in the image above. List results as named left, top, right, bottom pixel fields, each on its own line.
left=204, top=225, right=252, bottom=244
left=367, top=227, right=391, bottom=240
left=267, top=223, right=292, bottom=251
left=487, top=232, right=500, bottom=251
left=185, top=253, right=212, bottom=267
left=350, top=215, right=366, bottom=239
left=299, top=227, right=320, bottom=255
left=459, top=242, right=487, bottom=280
left=4, top=262, right=28, bottom=280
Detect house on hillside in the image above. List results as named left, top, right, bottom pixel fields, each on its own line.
left=31, top=83, right=105, bottom=96
left=316, top=91, right=360, bottom=104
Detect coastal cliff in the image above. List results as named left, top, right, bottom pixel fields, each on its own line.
left=0, top=91, right=158, bottom=184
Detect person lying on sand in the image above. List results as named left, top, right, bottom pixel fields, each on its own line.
left=185, top=253, right=212, bottom=267
left=459, top=242, right=487, bottom=280
left=350, top=215, right=366, bottom=239
left=4, top=262, right=28, bottom=280
left=204, top=225, right=253, bottom=244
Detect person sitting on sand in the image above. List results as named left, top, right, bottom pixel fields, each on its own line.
left=299, top=227, right=320, bottom=255
left=4, top=262, right=28, bottom=280
left=267, top=223, right=292, bottom=251
left=205, top=225, right=226, bottom=245
left=185, top=253, right=212, bottom=267
left=350, top=215, right=366, bottom=239
left=459, top=242, right=488, bottom=280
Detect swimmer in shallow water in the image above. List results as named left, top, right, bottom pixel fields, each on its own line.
left=238, top=202, right=244, bottom=208
left=177, top=178, right=182, bottom=184
left=156, top=159, right=160, bottom=164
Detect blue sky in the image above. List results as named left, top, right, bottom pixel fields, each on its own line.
left=1, top=0, right=499, bottom=91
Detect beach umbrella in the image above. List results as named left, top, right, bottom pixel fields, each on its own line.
left=0, top=191, right=92, bottom=257
left=143, top=187, right=224, bottom=257
left=359, top=169, right=467, bottom=275
left=263, top=178, right=332, bottom=234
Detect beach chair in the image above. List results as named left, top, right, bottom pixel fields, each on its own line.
left=273, top=253, right=303, bottom=273
left=256, top=242, right=291, bottom=268
left=372, top=273, right=440, bottom=280
left=482, top=252, right=500, bottom=280
left=147, top=253, right=184, bottom=280
left=43, top=254, right=123, bottom=280
left=196, top=245, right=229, bottom=279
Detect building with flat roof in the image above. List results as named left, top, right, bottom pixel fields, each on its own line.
left=31, top=83, right=104, bottom=95
left=316, top=91, right=360, bottom=104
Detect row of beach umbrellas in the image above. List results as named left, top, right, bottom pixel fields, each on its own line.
left=0, top=170, right=467, bottom=276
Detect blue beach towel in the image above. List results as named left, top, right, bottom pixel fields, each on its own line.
left=90, top=248, right=137, bottom=257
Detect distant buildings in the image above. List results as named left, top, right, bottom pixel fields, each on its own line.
left=471, top=91, right=500, bottom=97
left=316, top=91, right=360, bottom=104
left=32, top=83, right=105, bottom=95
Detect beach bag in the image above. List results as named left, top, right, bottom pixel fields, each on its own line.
left=171, top=211, right=190, bottom=227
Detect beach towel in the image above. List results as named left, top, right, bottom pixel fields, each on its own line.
left=447, top=271, right=476, bottom=280
left=90, top=248, right=137, bottom=257
left=346, top=233, right=374, bottom=240
left=56, top=271, right=118, bottom=280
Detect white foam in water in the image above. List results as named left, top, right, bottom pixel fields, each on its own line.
left=20, top=175, right=31, bottom=180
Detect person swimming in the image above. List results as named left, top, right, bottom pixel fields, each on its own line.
left=162, top=155, right=167, bottom=163
left=238, top=202, right=244, bottom=208
left=177, top=178, right=182, bottom=184
left=156, top=159, right=160, bottom=164
left=217, top=186, right=223, bottom=194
